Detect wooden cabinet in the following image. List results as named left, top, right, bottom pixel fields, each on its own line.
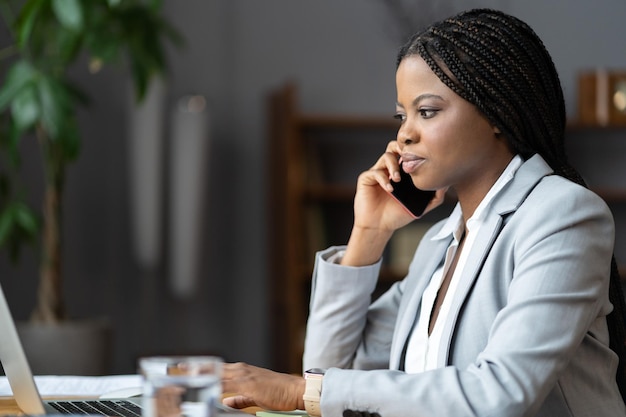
left=266, top=82, right=626, bottom=374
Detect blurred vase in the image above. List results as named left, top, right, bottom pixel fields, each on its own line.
left=168, top=95, right=210, bottom=298
left=128, top=78, right=167, bottom=270
left=16, top=318, right=112, bottom=376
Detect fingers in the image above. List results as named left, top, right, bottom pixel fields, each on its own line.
left=362, top=140, right=402, bottom=192
left=357, top=168, right=394, bottom=193
left=222, top=395, right=257, bottom=410
left=381, top=140, right=402, bottom=183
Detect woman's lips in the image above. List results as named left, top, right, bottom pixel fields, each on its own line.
left=400, top=155, right=425, bottom=173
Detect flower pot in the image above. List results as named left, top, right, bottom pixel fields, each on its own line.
left=16, top=318, right=112, bottom=376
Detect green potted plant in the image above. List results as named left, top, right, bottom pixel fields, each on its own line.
left=0, top=0, right=180, bottom=373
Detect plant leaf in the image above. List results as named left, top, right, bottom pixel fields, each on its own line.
left=14, top=202, right=39, bottom=236
left=36, top=76, right=81, bottom=160
left=14, top=0, right=46, bottom=47
left=10, top=84, right=40, bottom=132
left=0, top=201, right=39, bottom=263
left=0, top=60, right=38, bottom=112
left=55, top=25, right=83, bottom=64
left=85, top=31, right=121, bottom=64
left=52, top=0, right=83, bottom=31
left=37, top=75, right=70, bottom=140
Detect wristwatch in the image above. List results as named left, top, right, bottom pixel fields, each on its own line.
left=303, top=368, right=325, bottom=417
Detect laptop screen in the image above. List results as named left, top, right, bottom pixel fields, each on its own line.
left=0, top=283, right=46, bottom=414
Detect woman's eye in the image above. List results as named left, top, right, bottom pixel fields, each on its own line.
left=418, top=108, right=438, bottom=119
left=393, top=113, right=406, bottom=122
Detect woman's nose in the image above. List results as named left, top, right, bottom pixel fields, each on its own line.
left=397, top=123, right=417, bottom=146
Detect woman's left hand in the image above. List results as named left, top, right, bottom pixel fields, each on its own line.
left=222, top=362, right=305, bottom=412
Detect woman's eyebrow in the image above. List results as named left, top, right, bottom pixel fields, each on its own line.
left=395, top=93, right=445, bottom=109
left=412, top=93, right=445, bottom=106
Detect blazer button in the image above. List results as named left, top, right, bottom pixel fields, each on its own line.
left=342, top=411, right=381, bottom=417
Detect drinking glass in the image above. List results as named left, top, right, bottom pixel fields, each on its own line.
left=139, top=356, right=223, bottom=417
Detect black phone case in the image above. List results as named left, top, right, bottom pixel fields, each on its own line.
left=389, top=169, right=435, bottom=218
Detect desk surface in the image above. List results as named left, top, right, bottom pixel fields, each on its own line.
left=0, top=396, right=104, bottom=416
left=0, top=397, right=22, bottom=415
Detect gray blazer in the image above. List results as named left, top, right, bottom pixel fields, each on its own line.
left=303, top=155, right=626, bottom=417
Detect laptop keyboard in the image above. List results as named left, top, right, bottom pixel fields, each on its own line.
left=48, top=399, right=142, bottom=417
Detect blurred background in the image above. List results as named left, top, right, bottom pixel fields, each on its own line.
left=1, top=0, right=626, bottom=375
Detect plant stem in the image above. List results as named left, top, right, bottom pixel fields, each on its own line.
left=30, top=129, right=65, bottom=323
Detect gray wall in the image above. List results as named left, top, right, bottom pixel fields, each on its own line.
left=1, top=0, right=626, bottom=374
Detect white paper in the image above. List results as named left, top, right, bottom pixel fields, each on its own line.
left=0, top=374, right=142, bottom=397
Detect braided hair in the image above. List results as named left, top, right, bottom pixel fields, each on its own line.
left=397, top=8, right=626, bottom=400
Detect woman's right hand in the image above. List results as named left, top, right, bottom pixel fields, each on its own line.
left=341, top=140, right=446, bottom=266
left=222, top=362, right=305, bottom=412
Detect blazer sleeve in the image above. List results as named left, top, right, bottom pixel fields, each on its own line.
left=303, top=246, right=405, bottom=371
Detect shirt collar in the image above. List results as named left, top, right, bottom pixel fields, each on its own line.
left=431, top=155, right=524, bottom=241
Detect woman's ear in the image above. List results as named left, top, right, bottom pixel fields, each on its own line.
left=493, top=125, right=501, bottom=135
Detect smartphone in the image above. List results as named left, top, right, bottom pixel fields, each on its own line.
left=389, top=168, right=435, bottom=218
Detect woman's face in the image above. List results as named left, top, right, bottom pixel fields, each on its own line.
left=395, top=55, right=513, bottom=198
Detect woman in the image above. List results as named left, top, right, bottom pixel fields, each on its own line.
left=222, top=9, right=626, bottom=417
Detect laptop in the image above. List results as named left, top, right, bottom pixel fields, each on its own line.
left=0, top=282, right=249, bottom=416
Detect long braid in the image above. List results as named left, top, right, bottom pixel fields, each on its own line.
left=398, top=8, right=626, bottom=400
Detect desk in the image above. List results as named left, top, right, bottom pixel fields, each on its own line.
left=0, top=396, right=22, bottom=415
left=0, top=396, right=98, bottom=416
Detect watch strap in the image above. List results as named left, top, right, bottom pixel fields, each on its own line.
left=303, top=370, right=324, bottom=417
